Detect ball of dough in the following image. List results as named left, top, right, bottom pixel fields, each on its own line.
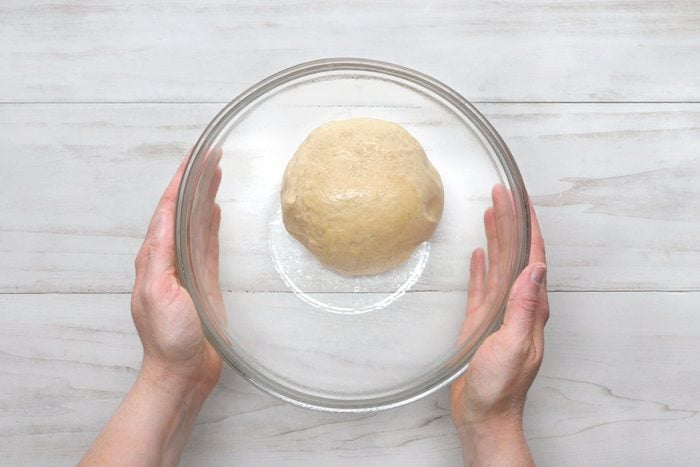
left=281, top=118, right=444, bottom=276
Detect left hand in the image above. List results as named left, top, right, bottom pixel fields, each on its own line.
left=130, top=153, right=223, bottom=398
left=80, top=152, right=225, bottom=467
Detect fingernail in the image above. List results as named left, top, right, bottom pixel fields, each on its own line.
left=530, top=263, right=547, bottom=286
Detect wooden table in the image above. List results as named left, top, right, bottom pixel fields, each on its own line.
left=2, top=2, right=699, bottom=465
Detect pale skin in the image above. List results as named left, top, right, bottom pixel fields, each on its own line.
left=80, top=155, right=223, bottom=467
left=451, top=184, right=549, bottom=466
left=81, top=155, right=548, bottom=467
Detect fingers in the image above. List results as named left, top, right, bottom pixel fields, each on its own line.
left=205, top=203, right=226, bottom=326
left=532, top=291, right=550, bottom=348
left=196, top=147, right=222, bottom=235
left=197, top=165, right=222, bottom=240
left=199, top=151, right=225, bottom=325
left=210, top=146, right=223, bottom=168
left=502, top=262, right=547, bottom=339
left=526, top=199, right=548, bottom=333
left=201, top=165, right=222, bottom=280
left=466, top=248, right=486, bottom=313
left=141, top=153, right=190, bottom=246
left=484, top=207, right=500, bottom=289
left=528, top=199, right=546, bottom=265
left=209, top=166, right=222, bottom=203
left=136, top=153, right=191, bottom=279
left=465, top=186, right=549, bottom=346
left=202, top=165, right=221, bottom=231
left=204, top=203, right=222, bottom=280
left=492, top=185, right=513, bottom=258
left=485, top=184, right=515, bottom=290
left=157, top=153, right=190, bottom=217
left=459, top=249, right=487, bottom=345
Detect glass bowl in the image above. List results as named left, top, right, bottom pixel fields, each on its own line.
left=176, top=58, right=530, bottom=412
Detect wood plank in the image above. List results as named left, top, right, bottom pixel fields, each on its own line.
left=527, top=291, right=700, bottom=466
left=1, top=103, right=698, bottom=293
left=0, top=292, right=698, bottom=466
left=494, top=103, right=700, bottom=291
left=1, top=1, right=699, bottom=103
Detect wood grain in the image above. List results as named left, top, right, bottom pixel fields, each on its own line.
left=1, top=103, right=698, bottom=293
left=1, top=1, right=699, bottom=103
left=1, top=292, right=698, bottom=466
left=2, top=2, right=698, bottom=465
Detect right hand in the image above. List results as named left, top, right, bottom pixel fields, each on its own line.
left=451, top=185, right=549, bottom=450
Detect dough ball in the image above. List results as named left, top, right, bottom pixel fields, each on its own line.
left=281, top=118, right=444, bottom=276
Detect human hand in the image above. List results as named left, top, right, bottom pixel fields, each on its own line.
left=81, top=153, right=224, bottom=467
left=451, top=185, right=548, bottom=465
left=131, top=152, right=223, bottom=400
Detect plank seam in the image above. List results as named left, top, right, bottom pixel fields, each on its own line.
left=1, top=101, right=700, bottom=105
left=0, top=290, right=697, bottom=296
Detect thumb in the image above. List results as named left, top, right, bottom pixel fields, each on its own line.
left=502, top=262, right=547, bottom=338
left=135, top=154, right=189, bottom=280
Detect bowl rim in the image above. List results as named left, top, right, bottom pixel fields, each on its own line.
left=176, top=57, right=531, bottom=412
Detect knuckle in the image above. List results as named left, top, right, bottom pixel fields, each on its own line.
left=500, top=334, right=531, bottom=362
left=130, top=290, right=145, bottom=318
left=495, top=331, right=522, bottom=353
left=515, top=338, right=532, bottom=358
left=529, top=348, right=544, bottom=368
left=137, top=237, right=159, bottom=262
left=142, top=276, right=178, bottom=308
left=510, top=292, right=539, bottom=313
left=135, top=243, right=153, bottom=271
left=142, top=280, right=161, bottom=306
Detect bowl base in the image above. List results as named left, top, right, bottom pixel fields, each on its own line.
left=268, top=206, right=430, bottom=314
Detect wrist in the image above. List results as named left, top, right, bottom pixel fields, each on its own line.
left=138, top=357, right=211, bottom=410
left=110, top=360, right=208, bottom=467
left=456, top=412, right=524, bottom=447
left=468, top=417, right=523, bottom=439
left=457, top=416, right=531, bottom=467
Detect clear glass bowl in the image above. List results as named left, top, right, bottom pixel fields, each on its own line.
left=176, top=58, right=530, bottom=412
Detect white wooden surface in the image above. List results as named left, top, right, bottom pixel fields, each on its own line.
left=1, top=1, right=699, bottom=466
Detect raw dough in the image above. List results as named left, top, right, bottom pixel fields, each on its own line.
left=281, top=118, right=444, bottom=276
